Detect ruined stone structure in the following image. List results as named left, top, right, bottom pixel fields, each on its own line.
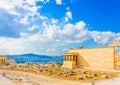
left=0, top=55, right=7, bottom=65
left=62, top=41, right=120, bottom=70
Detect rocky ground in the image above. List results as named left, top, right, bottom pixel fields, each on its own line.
left=0, top=62, right=120, bottom=83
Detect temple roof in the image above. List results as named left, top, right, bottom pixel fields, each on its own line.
left=64, top=52, right=79, bottom=55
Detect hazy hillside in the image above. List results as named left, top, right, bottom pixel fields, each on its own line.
left=7, top=53, right=63, bottom=65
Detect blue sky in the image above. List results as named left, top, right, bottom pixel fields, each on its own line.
left=0, top=0, right=120, bottom=55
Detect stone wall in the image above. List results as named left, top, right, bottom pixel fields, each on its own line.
left=115, top=53, right=120, bottom=70
left=62, top=61, right=76, bottom=69
left=69, top=46, right=115, bottom=70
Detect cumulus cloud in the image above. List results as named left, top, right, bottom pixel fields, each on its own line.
left=66, top=7, right=70, bottom=11
left=60, top=21, right=90, bottom=43
left=51, top=19, right=58, bottom=24
left=46, top=48, right=61, bottom=56
left=66, top=11, right=72, bottom=19
left=0, top=0, right=39, bottom=16
left=0, top=19, right=120, bottom=55
left=55, top=0, right=62, bottom=5
left=0, top=9, right=21, bottom=38
left=0, top=0, right=120, bottom=55
left=40, top=20, right=90, bottom=43
left=0, top=0, right=46, bottom=38
left=91, top=31, right=120, bottom=44
left=0, top=20, right=90, bottom=55
left=39, top=0, right=50, bottom=4
left=64, top=11, right=72, bottom=22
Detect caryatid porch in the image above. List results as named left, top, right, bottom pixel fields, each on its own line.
left=62, top=52, right=78, bottom=69
left=0, top=56, right=7, bottom=65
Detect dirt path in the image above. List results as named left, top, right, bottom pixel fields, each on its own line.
left=0, top=74, right=17, bottom=85
left=0, top=70, right=120, bottom=85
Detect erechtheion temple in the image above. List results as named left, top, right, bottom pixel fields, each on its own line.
left=62, top=40, right=120, bottom=70
left=0, top=55, right=7, bottom=65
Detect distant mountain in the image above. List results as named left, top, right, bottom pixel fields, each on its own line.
left=7, top=53, right=64, bottom=65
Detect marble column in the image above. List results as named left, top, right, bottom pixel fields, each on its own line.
left=3, top=59, right=5, bottom=64
left=74, top=56, right=76, bottom=61
left=66, top=55, right=68, bottom=61
left=72, top=55, right=74, bottom=61
left=67, top=55, right=69, bottom=61
left=75, top=55, right=77, bottom=61
left=1, top=59, right=3, bottom=64
left=70, top=55, right=72, bottom=61
left=66, top=55, right=67, bottom=61
left=64, top=56, right=66, bottom=61
left=0, top=58, right=1, bottom=64
left=68, top=55, right=70, bottom=61
left=69, top=55, right=71, bottom=61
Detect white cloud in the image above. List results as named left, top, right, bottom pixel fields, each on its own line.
left=46, top=48, right=61, bottom=56
left=63, top=48, right=68, bottom=52
left=91, top=31, right=120, bottom=44
left=28, top=26, right=39, bottom=31
left=0, top=0, right=15, bottom=11
left=0, top=0, right=120, bottom=56
left=20, top=16, right=29, bottom=25
left=38, top=0, right=50, bottom=4
left=64, top=17, right=69, bottom=22
left=0, top=21, right=89, bottom=55
left=51, top=19, right=58, bottom=24
left=64, top=11, right=72, bottom=22
left=0, top=0, right=47, bottom=37
left=66, top=7, right=70, bottom=11
left=61, top=21, right=90, bottom=43
left=0, top=19, right=120, bottom=55
left=66, top=11, right=72, bottom=19
left=0, top=0, right=38, bottom=16
left=55, top=0, right=62, bottom=5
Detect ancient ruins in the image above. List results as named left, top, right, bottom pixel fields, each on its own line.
left=62, top=40, right=120, bottom=70
left=0, top=55, right=7, bottom=65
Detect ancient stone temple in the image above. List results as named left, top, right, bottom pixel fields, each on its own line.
left=62, top=40, right=120, bottom=70
left=0, top=55, right=7, bottom=65
left=62, top=52, right=78, bottom=69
